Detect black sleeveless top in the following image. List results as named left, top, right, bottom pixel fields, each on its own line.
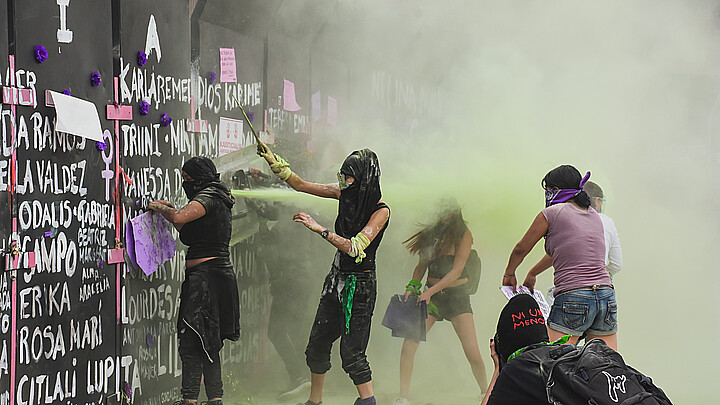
left=427, top=255, right=468, bottom=280
left=334, top=202, right=389, bottom=272
left=179, top=189, right=232, bottom=260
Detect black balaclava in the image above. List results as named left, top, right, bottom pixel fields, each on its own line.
left=334, top=149, right=382, bottom=238
left=181, top=156, right=234, bottom=208
left=495, top=294, right=549, bottom=364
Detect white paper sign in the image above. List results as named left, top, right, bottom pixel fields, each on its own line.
left=500, top=286, right=552, bottom=319
left=50, top=91, right=104, bottom=141
left=218, top=117, right=244, bottom=156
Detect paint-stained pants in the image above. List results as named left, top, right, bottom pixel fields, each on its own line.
left=179, top=327, right=223, bottom=400
left=305, top=268, right=377, bottom=385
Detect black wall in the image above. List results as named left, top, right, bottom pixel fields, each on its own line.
left=0, top=1, right=350, bottom=404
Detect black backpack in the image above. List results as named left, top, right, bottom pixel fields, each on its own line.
left=463, top=249, right=481, bottom=295
left=521, top=339, right=672, bottom=405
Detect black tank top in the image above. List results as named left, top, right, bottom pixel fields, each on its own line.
left=427, top=255, right=468, bottom=279
left=334, top=202, right=389, bottom=272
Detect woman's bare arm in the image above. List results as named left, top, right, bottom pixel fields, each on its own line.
left=293, top=207, right=390, bottom=252
left=256, top=138, right=341, bottom=199
left=285, top=172, right=341, bottom=199
left=148, top=200, right=206, bottom=228
left=502, top=212, right=549, bottom=289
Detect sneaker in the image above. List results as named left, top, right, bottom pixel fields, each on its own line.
left=279, top=378, right=311, bottom=400
left=200, top=400, right=223, bottom=405
left=354, top=396, right=376, bottom=405
left=296, top=401, right=321, bottom=405
left=393, top=398, right=411, bottom=405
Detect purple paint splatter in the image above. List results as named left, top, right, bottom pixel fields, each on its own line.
left=139, top=101, right=150, bottom=115
left=160, top=112, right=172, bottom=127
left=90, top=71, right=102, bottom=87
left=34, top=45, right=48, bottom=63
left=96, top=140, right=107, bottom=151
left=137, top=51, right=147, bottom=67
left=126, top=211, right=177, bottom=276
left=146, top=333, right=154, bottom=347
left=209, top=71, right=216, bottom=84
left=248, top=111, right=254, bottom=123
left=123, top=381, right=132, bottom=400
left=62, top=89, right=71, bottom=96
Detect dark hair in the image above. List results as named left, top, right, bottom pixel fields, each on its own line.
left=404, top=199, right=468, bottom=257
left=541, top=165, right=591, bottom=208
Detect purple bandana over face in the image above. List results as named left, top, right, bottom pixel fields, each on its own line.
left=544, top=171, right=591, bottom=207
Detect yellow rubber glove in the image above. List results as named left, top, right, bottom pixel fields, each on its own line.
left=349, top=233, right=371, bottom=263
left=270, top=154, right=292, bottom=181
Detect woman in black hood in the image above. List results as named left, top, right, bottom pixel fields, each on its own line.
left=149, top=156, right=239, bottom=405
left=257, top=140, right=390, bottom=405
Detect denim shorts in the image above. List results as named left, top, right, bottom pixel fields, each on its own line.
left=547, top=285, right=618, bottom=336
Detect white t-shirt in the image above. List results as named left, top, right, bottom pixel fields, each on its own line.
left=598, top=212, right=623, bottom=278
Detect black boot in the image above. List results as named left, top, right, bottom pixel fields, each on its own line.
left=201, top=401, right=223, bottom=405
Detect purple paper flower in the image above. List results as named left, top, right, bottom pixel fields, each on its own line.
left=44, top=227, right=58, bottom=238
left=208, top=71, right=216, bottom=84
left=160, top=112, right=172, bottom=127
left=34, top=45, right=48, bottom=63
left=62, top=89, right=71, bottom=96
left=137, top=51, right=147, bottom=67
left=96, top=140, right=107, bottom=151
left=123, top=382, right=132, bottom=400
left=139, top=101, right=150, bottom=115
left=90, top=71, right=102, bottom=87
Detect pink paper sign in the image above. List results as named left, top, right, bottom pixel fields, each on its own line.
left=220, top=48, right=237, bottom=83
left=283, top=79, right=302, bottom=111
left=218, top=116, right=244, bottom=156
left=18, top=89, right=35, bottom=107
left=107, top=248, right=125, bottom=264
left=126, top=211, right=176, bottom=276
left=327, top=96, right=337, bottom=126
left=106, top=104, right=133, bottom=120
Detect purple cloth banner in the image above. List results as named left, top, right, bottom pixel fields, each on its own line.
left=125, top=211, right=176, bottom=275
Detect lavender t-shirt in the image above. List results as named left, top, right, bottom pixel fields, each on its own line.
left=542, top=203, right=611, bottom=295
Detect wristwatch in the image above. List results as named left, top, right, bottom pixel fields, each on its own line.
left=320, top=229, right=330, bottom=239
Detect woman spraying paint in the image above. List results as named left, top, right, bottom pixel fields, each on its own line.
left=394, top=201, right=488, bottom=405
left=501, top=165, right=617, bottom=350
left=148, top=157, right=240, bottom=405
left=257, top=140, right=389, bottom=405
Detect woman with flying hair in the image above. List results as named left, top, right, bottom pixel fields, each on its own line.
left=393, top=200, right=487, bottom=405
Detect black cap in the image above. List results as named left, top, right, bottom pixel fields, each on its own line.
left=495, top=294, right=549, bottom=362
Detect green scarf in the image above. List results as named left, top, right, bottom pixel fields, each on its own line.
left=507, top=335, right=572, bottom=362
left=405, top=279, right=440, bottom=318
left=341, top=275, right=357, bottom=334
